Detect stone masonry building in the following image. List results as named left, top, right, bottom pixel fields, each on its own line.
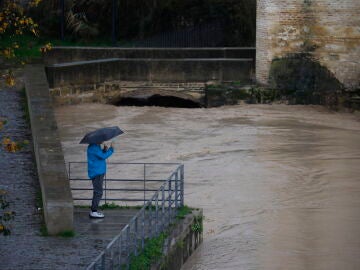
left=256, top=0, right=360, bottom=90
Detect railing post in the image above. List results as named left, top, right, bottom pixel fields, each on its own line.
left=104, top=173, right=107, bottom=205
left=161, top=186, right=165, bottom=231
left=175, top=170, right=179, bottom=208
left=109, top=247, right=114, bottom=270
left=118, top=234, right=122, bottom=270
left=141, top=209, right=145, bottom=250
left=155, top=193, right=159, bottom=236
left=126, top=225, right=130, bottom=268
left=180, top=165, right=184, bottom=207
left=148, top=199, right=153, bottom=238
left=168, top=177, right=171, bottom=225
left=143, top=164, right=146, bottom=205
left=101, top=253, right=105, bottom=270
left=134, top=216, right=138, bottom=256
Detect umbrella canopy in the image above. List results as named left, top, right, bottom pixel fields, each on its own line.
left=80, top=126, right=124, bottom=144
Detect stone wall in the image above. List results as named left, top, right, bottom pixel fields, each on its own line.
left=154, top=209, right=203, bottom=270
left=43, top=47, right=255, bottom=65
left=50, top=80, right=206, bottom=106
left=24, top=65, right=73, bottom=235
left=44, top=47, right=255, bottom=107
left=46, top=58, right=254, bottom=87
left=256, top=0, right=360, bottom=89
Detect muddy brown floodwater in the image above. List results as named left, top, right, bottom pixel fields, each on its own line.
left=55, top=104, right=360, bottom=270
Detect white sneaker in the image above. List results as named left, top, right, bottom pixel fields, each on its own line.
left=89, top=211, right=105, bottom=218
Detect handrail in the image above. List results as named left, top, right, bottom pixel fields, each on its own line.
left=69, top=161, right=182, bottom=165
left=68, top=162, right=184, bottom=270
left=69, top=162, right=183, bottom=205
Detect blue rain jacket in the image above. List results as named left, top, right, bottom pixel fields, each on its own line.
left=87, top=144, right=114, bottom=179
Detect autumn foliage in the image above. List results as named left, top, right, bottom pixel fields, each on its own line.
left=0, top=119, right=7, bottom=130
left=0, top=189, right=15, bottom=236
left=0, top=0, right=51, bottom=87
left=2, top=138, right=20, bottom=152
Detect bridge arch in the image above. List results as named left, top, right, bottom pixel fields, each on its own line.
left=108, top=88, right=204, bottom=108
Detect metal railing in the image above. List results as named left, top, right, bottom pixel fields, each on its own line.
left=69, top=162, right=183, bottom=205
left=68, top=162, right=184, bottom=269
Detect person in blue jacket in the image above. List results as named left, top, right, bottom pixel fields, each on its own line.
left=87, top=142, right=114, bottom=218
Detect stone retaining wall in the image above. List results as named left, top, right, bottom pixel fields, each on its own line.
left=24, top=64, right=73, bottom=235
left=50, top=80, right=206, bottom=106
left=46, top=58, right=254, bottom=88
left=43, top=47, right=255, bottom=65
left=154, top=209, right=203, bottom=270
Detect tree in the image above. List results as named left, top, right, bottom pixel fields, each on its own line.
left=0, top=0, right=47, bottom=87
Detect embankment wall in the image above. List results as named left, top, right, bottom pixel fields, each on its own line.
left=24, top=64, right=73, bottom=235
left=43, top=47, right=255, bottom=64
left=154, top=209, right=203, bottom=270
left=46, top=58, right=254, bottom=88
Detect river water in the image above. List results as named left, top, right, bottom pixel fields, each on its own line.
left=55, top=104, right=360, bottom=270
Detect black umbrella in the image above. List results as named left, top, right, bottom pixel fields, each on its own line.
left=79, top=126, right=124, bottom=144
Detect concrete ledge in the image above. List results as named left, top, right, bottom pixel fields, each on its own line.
left=43, top=47, right=256, bottom=64
left=24, top=64, right=73, bottom=235
left=46, top=58, right=254, bottom=88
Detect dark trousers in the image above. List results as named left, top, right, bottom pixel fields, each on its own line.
left=91, top=174, right=105, bottom=212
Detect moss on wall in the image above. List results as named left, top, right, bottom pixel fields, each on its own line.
left=269, top=54, right=343, bottom=105
left=205, top=84, right=251, bottom=107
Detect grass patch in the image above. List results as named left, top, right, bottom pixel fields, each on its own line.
left=40, top=224, right=48, bottom=236
left=1, top=33, right=138, bottom=66
left=57, top=230, right=75, bottom=238
left=191, top=216, right=203, bottom=233
left=40, top=226, right=75, bottom=238
left=176, top=205, right=192, bottom=219
left=248, top=86, right=280, bottom=104
left=2, top=33, right=131, bottom=53
left=100, top=202, right=134, bottom=210
left=129, top=232, right=167, bottom=270
left=1, top=34, right=43, bottom=62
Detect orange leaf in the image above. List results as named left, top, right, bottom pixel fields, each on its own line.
left=5, top=73, right=15, bottom=86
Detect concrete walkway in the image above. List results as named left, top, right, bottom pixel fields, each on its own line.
left=0, top=86, right=137, bottom=269
left=74, top=208, right=138, bottom=240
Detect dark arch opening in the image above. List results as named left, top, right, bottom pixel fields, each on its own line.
left=115, top=94, right=202, bottom=108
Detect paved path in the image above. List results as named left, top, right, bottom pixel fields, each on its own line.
left=0, top=87, right=136, bottom=269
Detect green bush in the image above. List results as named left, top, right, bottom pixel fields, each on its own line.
left=129, top=233, right=167, bottom=270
